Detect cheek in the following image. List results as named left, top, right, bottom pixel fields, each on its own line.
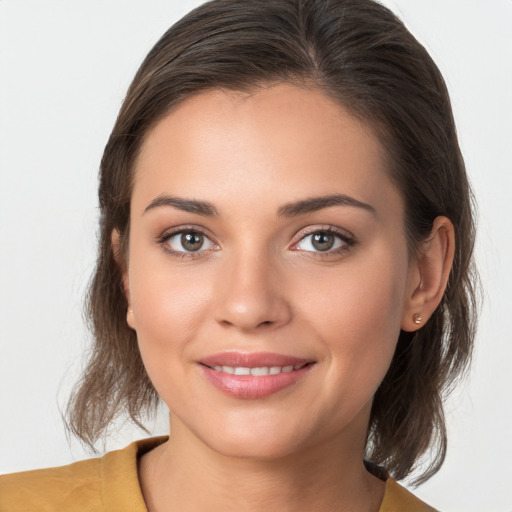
left=127, top=251, right=214, bottom=372
left=299, top=250, right=408, bottom=384
left=302, top=247, right=406, bottom=329
left=133, top=279, right=206, bottom=337
left=128, top=270, right=213, bottom=413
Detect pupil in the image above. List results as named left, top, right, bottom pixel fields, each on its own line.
left=181, top=232, right=203, bottom=251
left=312, top=232, right=334, bottom=251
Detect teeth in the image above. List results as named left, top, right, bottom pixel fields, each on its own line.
left=210, top=363, right=307, bottom=375
left=251, top=367, right=270, bottom=376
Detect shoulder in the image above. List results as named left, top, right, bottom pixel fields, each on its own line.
left=0, top=436, right=168, bottom=512
left=380, top=478, right=439, bottom=512
left=0, top=456, right=102, bottom=512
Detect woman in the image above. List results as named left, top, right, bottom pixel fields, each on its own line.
left=0, top=0, right=478, bottom=510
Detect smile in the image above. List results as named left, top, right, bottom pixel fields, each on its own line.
left=208, top=363, right=308, bottom=376
left=199, top=353, right=315, bottom=399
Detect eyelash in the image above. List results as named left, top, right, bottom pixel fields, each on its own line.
left=157, top=226, right=217, bottom=260
left=157, top=225, right=356, bottom=260
left=291, top=226, right=356, bottom=258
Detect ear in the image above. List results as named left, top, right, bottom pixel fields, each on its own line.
left=111, top=229, right=136, bottom=330
left=401, top=216, right=455, bottom=332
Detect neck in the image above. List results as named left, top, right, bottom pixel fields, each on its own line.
left=138, top=416, right=385, bottom=512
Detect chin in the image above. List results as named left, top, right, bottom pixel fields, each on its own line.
left=208, top=433, right=301, bottom=462
left=190, top=415, right=308, bottom=462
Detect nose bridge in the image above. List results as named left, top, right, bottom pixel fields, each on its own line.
left=214, top=243, right=290, bottom=331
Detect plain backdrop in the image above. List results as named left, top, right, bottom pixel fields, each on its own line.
left=0, top=1, right=511, bottom=511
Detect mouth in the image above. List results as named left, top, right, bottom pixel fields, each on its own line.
left=198, top=352, right=316, bottom=399
left=204, top=362, right=310, bottom=376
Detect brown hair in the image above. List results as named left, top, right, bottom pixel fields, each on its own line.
left=65, top=0, right=479, bottom=485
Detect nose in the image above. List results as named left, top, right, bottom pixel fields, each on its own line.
left=213, top=250, right=292, bottom=332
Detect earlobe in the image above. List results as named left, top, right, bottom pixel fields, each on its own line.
left=126, top=308, right=136, bottom=330
left=401, top=216, right=455, bottom=332
left=111, top=229, right=136, bottom=330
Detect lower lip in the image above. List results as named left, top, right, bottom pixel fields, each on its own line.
left=200, top=364, right=313, bottom=399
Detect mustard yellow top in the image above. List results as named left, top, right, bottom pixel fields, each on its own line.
left=0, top=436, right=437, bottom=511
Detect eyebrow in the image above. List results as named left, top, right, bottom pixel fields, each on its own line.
left=143, top=195, right=219, bottom=216
left=143, top=193, right=376, bottom=218
left=277, top=194, right=376, bottom=217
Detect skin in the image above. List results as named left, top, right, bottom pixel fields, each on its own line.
left=116, top=83, right=454, bottom=512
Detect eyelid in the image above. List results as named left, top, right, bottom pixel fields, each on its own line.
left=156, top=224, right=355, bottom=259
left=157, top=225, right=219, bottom=257
left=290, top=225, right=356, bottom=253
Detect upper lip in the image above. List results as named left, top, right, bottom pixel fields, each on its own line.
left=199, top=352, right=314, bottom=368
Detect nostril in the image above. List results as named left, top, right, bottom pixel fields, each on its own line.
left=258, top=320, right=273, bottom=327
left=214, top=289, right=292, bottom=331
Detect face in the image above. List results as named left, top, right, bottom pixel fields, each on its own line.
left=124, top=83, right=417, bottom=461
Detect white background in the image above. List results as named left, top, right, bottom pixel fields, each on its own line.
left=0, top=1, right=511, bottom=511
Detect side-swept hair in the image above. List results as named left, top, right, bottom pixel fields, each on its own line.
left=66, top=0, right=478, bottom=485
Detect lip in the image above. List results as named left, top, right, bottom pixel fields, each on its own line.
left=198, top=352, right=315, bottom=400
left=200, top=351, right=311, bottom=368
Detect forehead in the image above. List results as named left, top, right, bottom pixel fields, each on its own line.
left=132, top=84, right=401, bottom=220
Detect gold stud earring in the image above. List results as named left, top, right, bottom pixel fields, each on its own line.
left=413, top=313, right=422, bottom=325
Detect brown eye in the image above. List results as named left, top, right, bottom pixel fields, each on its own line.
left=181, top=232, right=204, bottom=251
left=165, top=230, right=216, bottom=253
left=311, top=232, right=335, bottom=251
left=294, top=229, right=352, bottom=254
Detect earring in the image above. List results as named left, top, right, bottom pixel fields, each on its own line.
left=413, top=313, right=423, bottom=325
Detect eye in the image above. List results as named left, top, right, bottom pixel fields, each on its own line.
left=293, top=229, right=354, bottom=254
left=163, top=230, right=217, bottom=254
